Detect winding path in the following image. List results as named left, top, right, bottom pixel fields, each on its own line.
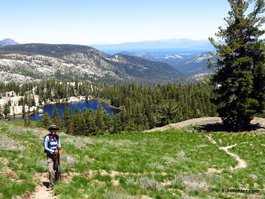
left=206, top=144, right=247, bottom=173
left=219, top=144, right=247, bottom=169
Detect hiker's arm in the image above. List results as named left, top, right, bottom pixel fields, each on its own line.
left=44, top=136, right=54, bottom=154
left=54, top=137, right=61, bottom=154
left=57, top=136, right=61, bottom=149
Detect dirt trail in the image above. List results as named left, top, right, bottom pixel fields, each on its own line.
left=30, top=173, right=58, bottom=199
left=219, top=144, right=247, bottom=169
left=206, top=132, right=248, bottom=173
left=144, top=116, right=265, bottom=132
left=207, top=143, right=248, bottom=173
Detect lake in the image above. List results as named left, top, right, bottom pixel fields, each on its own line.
left=10, top=100, right=120, bottom=121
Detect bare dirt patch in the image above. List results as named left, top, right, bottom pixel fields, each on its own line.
left=145, top=117, right=265, bottom=132
left=144, top=117, right=222, bottom=132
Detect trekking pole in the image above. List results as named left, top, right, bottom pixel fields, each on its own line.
left=54, top=148, right=61, bottom=181
left=57, top=149, right=60, bottom=166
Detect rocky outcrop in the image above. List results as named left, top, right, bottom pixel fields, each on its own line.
left=0, top=90, right=87, bottom=116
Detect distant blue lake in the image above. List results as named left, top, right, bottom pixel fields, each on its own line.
left=11, top=100, right=120, bottom=121
left=100, top=48, right=210, bottom=55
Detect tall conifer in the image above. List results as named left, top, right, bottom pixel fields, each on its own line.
left=208, top=0, right=265, bottom=130
left=52, top=107, right=60, bottom=127
left=42, top=112, right=51, bottom=129
left=63, top=106, right=73, bottom=134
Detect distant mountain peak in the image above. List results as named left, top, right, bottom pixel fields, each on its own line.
left=0, top=38, right=19, bottom=46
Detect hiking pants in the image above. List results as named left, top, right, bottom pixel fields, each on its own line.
left=47, top=156, right=57, bottom=187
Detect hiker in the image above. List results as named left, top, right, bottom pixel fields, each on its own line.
left=44, top=125, right=61, bottom=190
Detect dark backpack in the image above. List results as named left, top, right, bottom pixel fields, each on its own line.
left=44, top=134, right=49, bottom=153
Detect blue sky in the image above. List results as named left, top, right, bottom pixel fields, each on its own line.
left=1, top=0, right=231, bottom=45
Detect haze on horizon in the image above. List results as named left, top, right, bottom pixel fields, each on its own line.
left=1, top=0, right=231, bottom=45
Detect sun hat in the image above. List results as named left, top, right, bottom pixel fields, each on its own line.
left=48, top=125, right=59, bottom=131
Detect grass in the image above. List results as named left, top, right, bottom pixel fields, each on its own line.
left=0, top=120, right=265, bottom=198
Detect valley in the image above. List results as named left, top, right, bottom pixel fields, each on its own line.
left=0, top=39, right=214, bottom=85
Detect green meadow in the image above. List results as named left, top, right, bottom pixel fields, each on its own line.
left=0, top=120, right=264, bottom=199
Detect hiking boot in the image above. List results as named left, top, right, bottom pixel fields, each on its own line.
left=47, top=185, right=53, bottom=191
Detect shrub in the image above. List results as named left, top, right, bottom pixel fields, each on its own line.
left=172, top=173, right=218, bottom=192
left=125, top=177, right=135, bottom=185
left=0, top=134, right=25, bottom=151
left=63, top=136, right=94, bottom=150
left=138, top=176, right=164, bottom=191
left=7, top=128, right=27, bottom=136
left=35, top=159, right=48, bottom=172
left=104, top=191, right=136, bottom=199
left=61, top=154, right=79, bottom=168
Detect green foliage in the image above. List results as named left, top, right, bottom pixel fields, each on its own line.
left=1, top=121, right=265, bottom=198
left=24, top=115, right=31, bottom=127
left=208, top=0, right=265, bottom=130
left=138, top=176, right=164, bottom=191
left=63, top=106, right=73, bottom=134
left=35, top=159, right=48, bottom=172
left=52, top=107, right=60, bottom=127
left=40, top=112, right=51, bottom=129
left=0, top=134, right=25, bottom=152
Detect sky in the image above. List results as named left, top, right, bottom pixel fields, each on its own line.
left=0, top=0, right=232, bottom=45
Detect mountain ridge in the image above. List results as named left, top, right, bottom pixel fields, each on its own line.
left=120, top=51, right=214, bottom=76
left=0, top=43, right=187, bottom=85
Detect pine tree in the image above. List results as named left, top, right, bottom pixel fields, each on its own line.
left=112, top=114, right=123, bottom=134
left=73, top=107, right=85, bottom=135
left=83, top=109, right=97, bottom=135
left=42, top=112, right=51, bottom=129
left=95, top=105, right=105, bottom=134
left=208, top=0, right=265, bottom=130
left=63, top=106, right=73, bottom=134
left=52, top=108, right=60, bottom=127
left=3, top=103, right=10, bottom=117
left=24, top=114, right=31, bottom=127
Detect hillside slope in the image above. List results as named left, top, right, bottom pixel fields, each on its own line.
left=1, top=119, right=265, bottom=198
left=0, top=44, right=187, bottom=85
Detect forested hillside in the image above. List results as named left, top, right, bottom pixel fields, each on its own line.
left=0, top=80, right=217, bottom=134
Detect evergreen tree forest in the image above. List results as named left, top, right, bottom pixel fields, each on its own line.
left=0, top=79, right=217, bottom=135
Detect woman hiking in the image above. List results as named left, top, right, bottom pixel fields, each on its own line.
left=44, top=125, right=61, bottom=190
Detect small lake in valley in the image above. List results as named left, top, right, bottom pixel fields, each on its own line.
left=10, top=100, right=120, bottom=121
